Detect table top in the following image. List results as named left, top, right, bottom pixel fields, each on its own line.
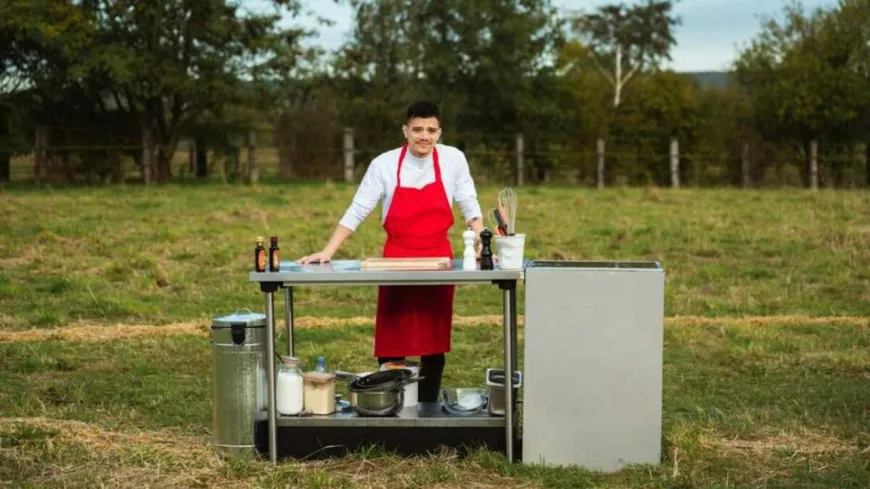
left=249, top=259, right=524, bottom=286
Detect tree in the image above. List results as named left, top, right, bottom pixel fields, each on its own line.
left=734, top=1, right=869, bottom=187
left=2, top=1, right=305, bottom=183
left=570, top=0, right=680, bottom=108
left=333, top=0, right=564, bottom=180
left=0, top=1, right=88, bottom=182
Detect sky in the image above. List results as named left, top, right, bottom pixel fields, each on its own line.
left=245, top=0, right=839, bottom=72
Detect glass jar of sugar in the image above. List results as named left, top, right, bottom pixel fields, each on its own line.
left=276, top=356, right=304, bottom=415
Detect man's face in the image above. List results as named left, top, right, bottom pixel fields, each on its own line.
left=402, top=117, right=441, bottom=157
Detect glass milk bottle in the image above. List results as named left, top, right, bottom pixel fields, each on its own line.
left=276, top=356, right=304, bottom=415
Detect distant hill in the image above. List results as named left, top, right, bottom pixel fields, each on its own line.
left=683, top=71, right=733, bottom=89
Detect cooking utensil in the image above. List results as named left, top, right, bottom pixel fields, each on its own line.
left=334, top=372, right=412, bottom=416
left=440, top=387, right=488, bottom=416
left=349, top=388, right=405, bottom=416
left=360, top=257, right=451, bottom=271
left=490, top=208, right=508, bottom=236
left=335, top=369, right=423, bottom=392
left=498, top=187, right=518, bottom=235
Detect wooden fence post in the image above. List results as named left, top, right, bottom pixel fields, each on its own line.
left=141, top=124, right=153, bottom=185
left=809, top=139, right=818, bottom=190
left=865, top=142, right=869, bottom=188
left=515, top=133, right=524, bottom=186
left=0, top=115, right=9, bottom=182
left=343, top=127, right=354, bottom=182
left=670, top=137, right=680, bottom=188
left=188, top=141, right=195, bottom=176
left=248, top=130, right=259, bottom=184
left=596, top=138, right=605, bottom=189
left=34, top=125, right=48, bottom=183
left=742, top=141, right=751, bottom=188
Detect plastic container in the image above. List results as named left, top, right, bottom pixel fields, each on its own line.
left=276, top=356, right=304, bottom=415
left=494, top=234, right=526, bottom=270
left=303, top=371, right=336, bottom=415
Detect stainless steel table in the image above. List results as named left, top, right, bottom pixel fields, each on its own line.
left=249, top=259, right=523, bottom=463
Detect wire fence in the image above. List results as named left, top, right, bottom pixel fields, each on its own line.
left=3, top=126, right=869, bottom=188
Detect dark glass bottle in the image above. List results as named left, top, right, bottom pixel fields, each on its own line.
left=269, top=236, right=280, bottom=272
left=254, top=236, right=266, bottom=272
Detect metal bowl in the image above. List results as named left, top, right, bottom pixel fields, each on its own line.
left=440, top=388, right=488, bottom=416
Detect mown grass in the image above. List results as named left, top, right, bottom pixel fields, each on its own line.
left=1, top=184, right=869, bottom=488
left=1, top=184, right=869, bottom=330
left=1, top=319, right=868, bottom=488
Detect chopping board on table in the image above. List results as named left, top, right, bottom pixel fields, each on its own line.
left=360, top=257, right=451, bottom=272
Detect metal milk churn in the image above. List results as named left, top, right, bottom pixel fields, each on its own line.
left=210, top=309, right=267, bottom=456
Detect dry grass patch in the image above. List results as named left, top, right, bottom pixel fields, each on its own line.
left=700, top=430, right=863, bottom=456
left=0, top=417, right=536, bottom=489
left=1, top=315, right=868, bottom=344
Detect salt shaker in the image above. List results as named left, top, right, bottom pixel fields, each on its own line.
left=462, top=227, right=477, bottom=270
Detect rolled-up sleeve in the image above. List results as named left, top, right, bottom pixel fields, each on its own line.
left=338, top=161, right=384, bottom=231
left=453, top=150, right=483, bottom=223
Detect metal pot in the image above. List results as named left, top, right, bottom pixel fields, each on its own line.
left=349, top=388, right=405, bottom=416
left=335, top=370, right=422, bottom=416
left=336, top=369, right=422, bottom=392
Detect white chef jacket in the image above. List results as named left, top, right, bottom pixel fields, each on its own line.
left=338, top=144, right=483, bottom=232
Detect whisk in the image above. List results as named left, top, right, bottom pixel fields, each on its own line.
left=498, top=187, right=518, bottom=235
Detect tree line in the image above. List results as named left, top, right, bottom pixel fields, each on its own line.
left=1, top=0, right=869, bottom=187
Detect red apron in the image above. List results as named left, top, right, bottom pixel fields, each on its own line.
left=374, top=144, right=455, bottom=357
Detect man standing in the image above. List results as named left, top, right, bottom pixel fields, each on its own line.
left=297, top=100, right=484, bottom=401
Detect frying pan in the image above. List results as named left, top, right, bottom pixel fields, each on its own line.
left=335, top=369, right=422, bottom=392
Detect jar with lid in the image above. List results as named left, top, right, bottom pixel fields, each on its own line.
left=276, top=356, right=304, bottom=415
left=303, top=370, right=336, bottom=415
left=304, top=355, right=334, bottom=415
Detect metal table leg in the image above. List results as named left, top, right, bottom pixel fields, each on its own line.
left=263, top=287, right=278, bottom=463
left=284, top=287, right=295, bottom=357
left=501, top=280, right=516, bottom=462
left=510, top=285, right=518, bottom=376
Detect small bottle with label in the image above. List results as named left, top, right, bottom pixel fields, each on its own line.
left=269, top=236, right=280, bottom=272
left=315, top=356, right=327, bottom=373
left=254, top=237, right=266, bottom=272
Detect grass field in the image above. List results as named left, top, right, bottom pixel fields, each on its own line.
left=1, top=184, right=869, bottom=488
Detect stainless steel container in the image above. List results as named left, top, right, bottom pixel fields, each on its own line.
left=211, top=310, right=267, bottom=456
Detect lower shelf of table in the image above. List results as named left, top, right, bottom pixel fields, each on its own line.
left=270, top=402, right=507, bottom=428
left=254, top=402, right=519, bottom=460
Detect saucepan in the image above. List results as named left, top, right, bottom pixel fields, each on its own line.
left=335, top=370, right=424, bottom=416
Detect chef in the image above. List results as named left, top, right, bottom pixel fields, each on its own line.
left=297, top=100, right=484, bottom=402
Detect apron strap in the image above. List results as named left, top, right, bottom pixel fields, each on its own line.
left=395, top=145, right=441, bottom=189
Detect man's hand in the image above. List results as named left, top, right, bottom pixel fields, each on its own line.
left=297, top=251, right=333, bottom=264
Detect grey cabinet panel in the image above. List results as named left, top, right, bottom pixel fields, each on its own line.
left=522, top=263, right=664, bottom=472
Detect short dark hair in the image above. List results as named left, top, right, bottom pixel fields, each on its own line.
left=406, top=100, right=440, bottom=123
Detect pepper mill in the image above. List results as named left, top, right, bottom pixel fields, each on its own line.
left=479, top=228, right=494, bottom=270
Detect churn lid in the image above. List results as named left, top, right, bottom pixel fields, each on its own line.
left=211, top=309, right=266, bottom=328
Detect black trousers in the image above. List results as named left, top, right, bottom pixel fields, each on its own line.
left=377, top=354, right=445, bottom=403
